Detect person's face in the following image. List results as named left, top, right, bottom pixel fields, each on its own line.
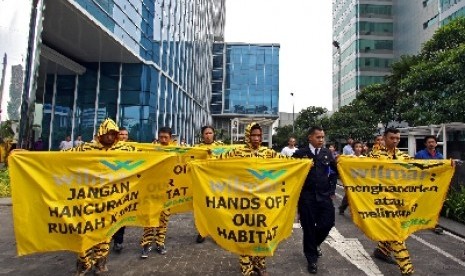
left=425, top=138, right=437, bottom=150
left=308, top=130, right=325, bottom=148
left=384, top=132, right=400, bottom=150
left=354, top=143, right=363, bottom=155
left=375, top=136, right=384, bottom=146
left=66, top=136, right=71, bottom=142
left=118, top=130, right=129, bottom=142
left=77, top=135, right=82, bottom=141
left=288, top=138, right=296, bottom=147
left=98, top=131, right=118, bottom=147
left=347, top=138, right=353, bottom=145
left=158, top=132, right=171, bottom=146
left=250, top=129, right=262, bottom=149
left=202, top=128, right=214, bottom=144
left=329, top=145, right=335, bottom=152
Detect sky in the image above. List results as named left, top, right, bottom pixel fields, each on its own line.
left=224, top=0, right=333, bottom=113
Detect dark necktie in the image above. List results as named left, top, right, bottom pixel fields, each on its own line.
left=315, top=148, right=319, bottom=156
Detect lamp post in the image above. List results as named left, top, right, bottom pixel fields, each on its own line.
left=332, top=40, right=342, bottom=110
left=290, top=92, right=295, bottom=133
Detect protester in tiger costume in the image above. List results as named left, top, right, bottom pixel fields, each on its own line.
left=65, top=118, right=138, bottom=276
left=369, top=128, right=414, bottom=276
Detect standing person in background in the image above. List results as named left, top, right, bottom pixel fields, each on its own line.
left=117, top=127, right=129, bottom=143
left=59, top=135, right=73, bottom=150
left=371, top=135, right=384, bottom=153
left=292, top=126, right=337, bottom=274
left=64, top=118, right=137, bottom=275
left=370, top=128, right=414, bottom=276
left=362, top=142, right=369, bottom=156
left=74, top=135, right=84, bottom=147
left=328, top=143, right=338, bottom=159
left=140, top=127, right=172, bottom=258
left=281, top=137, right=298, bottom=157
left=194, top=125, right=223, bottom=243
left=112, top=127, right=131, bottom=253
left=414, top=135, right=445, bottom=235
left=342, top=137, right=354, bottom=155
left=339, top=141, right=365, bottom=215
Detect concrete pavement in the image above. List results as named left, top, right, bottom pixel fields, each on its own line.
left=1, top=195, right=465, bottom=275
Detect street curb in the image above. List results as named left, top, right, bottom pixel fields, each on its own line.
left=0, top=197, right=12, bottom=206
left=437, top=217, right=465, bottom=239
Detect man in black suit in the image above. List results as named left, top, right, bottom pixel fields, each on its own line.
left=293, top=126, right=337, bottom=274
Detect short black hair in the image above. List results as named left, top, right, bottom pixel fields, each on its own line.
left=424, top=135, right=437, bottom=143
left=201, top=125, right=214, bottom=135
left=384, top=127, right=400, bottom=136
left=353, top=140, right=363, bottom=147
left=251, top=123, right=262, bottom=132
left=307, top=126, right=323, bottom=136
left=158, top=127, right=172, bottom=135
left=119, top=127, right=127, bottom=131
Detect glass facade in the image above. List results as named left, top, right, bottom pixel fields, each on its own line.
left=21, top=0, right=226, bottom=149
left=211, top=43, right=279, bottom=116
left=333, top=0, right=393, bottom=110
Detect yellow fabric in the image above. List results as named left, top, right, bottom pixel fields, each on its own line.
left=128, top=143, right=209, bottom=213
left=189, top=158, right=312, bottom=256
left=9, top=151, right=176, bottom=256
left=337, top=156, right=454, bottom=241
left=97, top=118, right=119, bottom=136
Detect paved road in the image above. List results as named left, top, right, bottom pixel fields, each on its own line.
left=1, top=189, right=464, bottom=275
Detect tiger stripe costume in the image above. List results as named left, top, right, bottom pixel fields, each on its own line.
left=65, top=118, right=137, bottom=276
left=220, top=122, right=285, bottom=276
left=140, top=132, right=173, bottom=257
left=369, top=145, right=414, bottom=275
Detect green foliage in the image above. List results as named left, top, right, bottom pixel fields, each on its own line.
left=421, top=17, right=465, bottom=59
left=0, top=120, right=15, bottom=141
left=442, top=186, right=465, bottom=223
left=0, top=169, right=10, bottom=198
left=272, top=125, right=295, bottom=149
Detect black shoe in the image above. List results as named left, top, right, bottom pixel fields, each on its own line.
left=140, top=244, right=152, bottom=259
left=434, top=226, right=444, bottom=235
left=113, top=243, right=123, bottom=253
left=156, top=244, right=167, bottom=255
left=373, top=248, right=396, bottom=264
left=196, top=234, right=206, bottom=243
left=307, top=263, right=318, bottom=274
left=94, top=257, right=108, bottom=275
left=317, top=246, right=322, bottom=257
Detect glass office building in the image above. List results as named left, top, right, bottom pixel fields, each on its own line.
left=0, top=0, right=225, bottom=149
left=211, top=43, right=279, bottom=144
left=332, top=0, right=394, bottom=111
left=332, top=0, right=465, bottom=110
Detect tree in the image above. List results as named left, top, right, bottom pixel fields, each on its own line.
left=271, top=125, right=294, bottom=150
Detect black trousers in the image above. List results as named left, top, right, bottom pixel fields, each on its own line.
left=298, top=194, right=335, bottom=264
left=113, top=227, right=125, bottom=244
left=339, top=194, right=349, bottom=212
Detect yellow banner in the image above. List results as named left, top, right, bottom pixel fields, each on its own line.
left=9, top=151, right=175, bottom=256
left=337, top=156, right=455, bottom=241
left=189, top=158, right=312, bottom=256
left=132, top=144, right=209, bottom=213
